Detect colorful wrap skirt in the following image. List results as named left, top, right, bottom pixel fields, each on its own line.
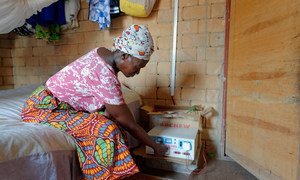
left=21, top=86, right=139, bottom=179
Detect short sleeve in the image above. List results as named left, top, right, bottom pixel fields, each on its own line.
left=92, top=75, right=125, bottom=106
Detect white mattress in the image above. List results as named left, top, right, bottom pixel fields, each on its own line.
left=0, top=85, right=75, bottom=163
left=0, top=84, right=142, bottom=162
left=0, top=85, right=36, bottom=121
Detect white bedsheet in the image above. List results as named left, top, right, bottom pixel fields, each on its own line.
left=0, top=85, right=37, bottom=120
left=0, top=85, right=76, bottom=162
left=0, top=120, right=76, bottom=162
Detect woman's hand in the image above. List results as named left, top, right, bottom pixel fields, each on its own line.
left=105, top=103, right=168, bottom=154
left=154, top=144, right=169, bottom=157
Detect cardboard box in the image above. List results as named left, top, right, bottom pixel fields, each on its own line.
left=140, top=105, right=203, bottom=131
left=133, top=144, right=202, bottom=174
left=135, top=105, right=208, bottom=173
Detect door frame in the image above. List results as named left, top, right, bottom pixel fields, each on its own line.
left=220, top=0, right=231, bottom=160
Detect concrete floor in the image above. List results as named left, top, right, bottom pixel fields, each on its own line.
left=129, top=159, right=257, bottom=180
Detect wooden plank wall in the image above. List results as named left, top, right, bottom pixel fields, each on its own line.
left=226, top=0, right=300, bottom=179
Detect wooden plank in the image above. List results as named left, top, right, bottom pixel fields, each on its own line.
left=226, top=0, right=300, bottom=179
left=227, top=99, right=299, bottom=134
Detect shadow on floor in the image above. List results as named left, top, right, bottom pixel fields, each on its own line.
left=129, top=159, right=258, bottom=180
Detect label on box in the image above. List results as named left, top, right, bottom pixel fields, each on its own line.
left=149, top=111, right=201, bottom=130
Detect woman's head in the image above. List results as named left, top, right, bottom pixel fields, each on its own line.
left=113, top=24, right=154, bottom=60
left=113, top=24, right=154, bottom=77
left=119, top=52, right=149, bottom=77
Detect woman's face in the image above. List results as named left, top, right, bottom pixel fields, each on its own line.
left=121, top=55, right=148, bottom=77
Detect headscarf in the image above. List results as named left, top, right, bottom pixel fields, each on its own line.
left=113, top=24, right=154, bottom=60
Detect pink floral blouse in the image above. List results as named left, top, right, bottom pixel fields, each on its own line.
left=46, top=48, right=125, bottom=112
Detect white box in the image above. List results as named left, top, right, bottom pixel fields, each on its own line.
left=146, top=126, right=199, bottom=160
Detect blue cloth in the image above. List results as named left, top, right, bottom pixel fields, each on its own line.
left=27, top=0, right=66, bottom=28
left=88, top=0, right=111, bottom=30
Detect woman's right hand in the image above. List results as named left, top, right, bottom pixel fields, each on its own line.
left=154, top=144, right=169, bottom=157
left=105, top=103, right=171, bottom=157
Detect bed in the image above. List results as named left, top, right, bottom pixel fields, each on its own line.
left=0, top=85, right=142, bottom=180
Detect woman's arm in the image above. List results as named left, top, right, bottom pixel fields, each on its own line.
left=104, top=103, right=168, bottom=156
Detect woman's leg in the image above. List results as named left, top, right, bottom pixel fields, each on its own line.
left=22, top=87, right=139, bottom=179
left=67, top=114, right=139, bottom=179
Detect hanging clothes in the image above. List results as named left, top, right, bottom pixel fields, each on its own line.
left=61, top=0, right=81, bottom=30
left=26, top=0, right=66, bottom=28
left=87, top=0, right=111, bottom=30
left=26, top=0, right=66, bottom=41
left=0, top=0, right=58, bottom=34
left=34, top=24, right=61, bottom=41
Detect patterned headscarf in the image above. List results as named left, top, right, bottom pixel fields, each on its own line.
left=113, top=24, right=154, bottom=60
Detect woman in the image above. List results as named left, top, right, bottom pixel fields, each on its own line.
left=21, top=24, right=168, bottom=179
